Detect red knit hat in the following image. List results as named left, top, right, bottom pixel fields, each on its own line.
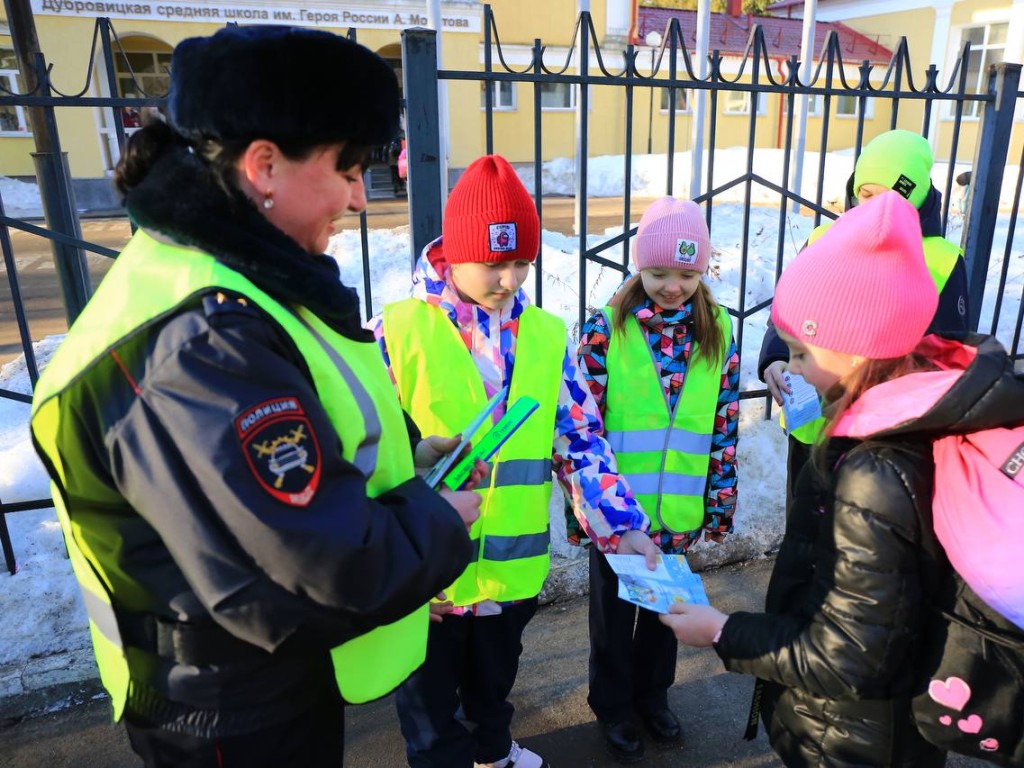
left=442, top=155, right=540, bottom=264
left=771, top=191, right=938, bottom=358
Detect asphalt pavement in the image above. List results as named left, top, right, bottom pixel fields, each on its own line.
left=0, top=557, right=987, bottom=768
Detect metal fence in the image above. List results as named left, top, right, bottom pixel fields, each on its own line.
left=1, top=7, right=1022, bottom=573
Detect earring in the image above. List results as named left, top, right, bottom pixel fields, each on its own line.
left=263, top=190, right=275, bottom=210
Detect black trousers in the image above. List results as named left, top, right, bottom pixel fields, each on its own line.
left=395, top=599, right=538, bottom=768
left=587, top=546, right=679, bottom=723
left=123, top=689, right=345, bottom=768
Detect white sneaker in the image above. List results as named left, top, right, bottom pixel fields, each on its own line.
left=475, top=740, right=549, bottom=768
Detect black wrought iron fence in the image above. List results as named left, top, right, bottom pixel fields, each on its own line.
left=402, top=6, right=1022, bottom=373
left=1, top=8, right=1022, bottom=573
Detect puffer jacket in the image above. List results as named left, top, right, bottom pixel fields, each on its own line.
left=717, top=334, right=1024, bottom=767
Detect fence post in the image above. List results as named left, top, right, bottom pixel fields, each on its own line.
left=401, top=28, right=444, bottom=270
left=962, top=61, right=1021, bottom=331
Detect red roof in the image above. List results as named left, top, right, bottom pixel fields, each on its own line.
left=635, top=8, right=893, bottom=65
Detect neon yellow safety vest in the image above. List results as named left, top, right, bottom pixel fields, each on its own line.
left=789, top=223, right=962, bottom=445
left=382, top=298, right=563, bottom=606
left=31, top=230, right=428, bottom=715
left=602, top=304, right=732, bottom=534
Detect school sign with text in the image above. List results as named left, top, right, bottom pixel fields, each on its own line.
left=31, top=0, right=481, bottom=31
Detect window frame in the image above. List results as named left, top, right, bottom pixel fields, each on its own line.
left=834, top=93, right=875, bottom=120
left=947, top=22, right=1009, bottom=120
left=658, top=87, right=691, bottom=114
left=480, top=79, right=517, bottom=112
left=538, top=81, right=576, bottom=112
left=722, top=90, right=768, bottom=117
left=0, top=50, right=31, bottom=137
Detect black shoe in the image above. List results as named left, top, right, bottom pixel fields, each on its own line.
left=598, top=719, right=644, bottom=764
left=639, top=707, right=683, bottom=746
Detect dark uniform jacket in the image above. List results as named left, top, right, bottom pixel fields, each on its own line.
left=717, top=335, right=1024, bottom=767
left=48, top=147, right=472, bottom=736
left=758, top=184, right=970, bottom=380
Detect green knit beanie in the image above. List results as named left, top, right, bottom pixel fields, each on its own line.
left=853, top=129, right=933, bottom=209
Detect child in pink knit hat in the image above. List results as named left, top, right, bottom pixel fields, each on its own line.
left=573, top=196, right=739, bottom=761
left=657, top=191, right=1024, bottom=767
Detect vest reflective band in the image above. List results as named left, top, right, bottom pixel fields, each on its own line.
left=31, top=230, right=426, bottom=711
left=602, top=305, right=731, bottom=534
left=383, top=298, right=563, bottom=605
left=792, top=224, right=961, bottom=445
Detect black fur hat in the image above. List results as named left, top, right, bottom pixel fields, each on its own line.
left=169, top=25, right=400, bottom=147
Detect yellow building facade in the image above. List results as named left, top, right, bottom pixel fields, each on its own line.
left=1, top=0, right=1021, bottom=191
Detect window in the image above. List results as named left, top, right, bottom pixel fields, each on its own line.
left=957, top=23, right=1008, bottom=118
left=539, top=82, right=575, bottom=110
left=835, top=94, right=874, bottom=119
left=782, top=93, right=823, bottom=118
left=115, top=48, right=172, bottom=132
left=659, top=88, right=690, bottom=113
left=723, top=90, right=767, bottom=116
left=480, top=80, right=516, bottom=111
left=0, top=50, right=31, bottom=136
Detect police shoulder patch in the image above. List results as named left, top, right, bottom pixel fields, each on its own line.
left=235, top=396, right=321, bottom=507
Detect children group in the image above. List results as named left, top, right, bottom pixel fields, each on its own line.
left=31, top=25, right=1024, bottom=768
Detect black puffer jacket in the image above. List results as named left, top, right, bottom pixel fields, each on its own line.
left=35, top=146, right=473, bottom=737
left=718, top=335, right=1024, bottom=767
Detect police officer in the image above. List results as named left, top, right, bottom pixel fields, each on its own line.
left=31, top=26, right=478, bottom=767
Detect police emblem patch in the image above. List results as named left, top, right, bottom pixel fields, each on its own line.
left=235, top=397, right=321, bottom=507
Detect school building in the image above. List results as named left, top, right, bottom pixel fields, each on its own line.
left=1, top=0, right=1022, bottom=199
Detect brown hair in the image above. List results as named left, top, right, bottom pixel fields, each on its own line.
left=812, top=351, right=941, bottom=473
left=610, top=275, right=726, bottom=370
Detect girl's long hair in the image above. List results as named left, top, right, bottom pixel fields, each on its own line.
left=609, top=275, right=726, bottom=369
left=812, top=351, right=941, bottom=473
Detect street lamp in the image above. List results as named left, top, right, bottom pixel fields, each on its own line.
left=645, top=30, right=662, bottom=155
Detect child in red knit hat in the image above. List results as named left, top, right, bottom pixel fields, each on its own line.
left=370, top=154, right=659, bottom=768
left=574, top=195, right=739, bottom=762
left=658, top=191, right=1024, bottom=767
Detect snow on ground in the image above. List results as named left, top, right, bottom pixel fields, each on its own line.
left=1, top=149, right=1021, bottom=700
left=0, top=176, right=44, bottom=219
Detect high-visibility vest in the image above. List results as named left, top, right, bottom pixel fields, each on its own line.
left=382, top=298, right=563, bottom=605
left=31, top=230, right=427, bottom=714
left=602, top=305, right=732, bottom=534
left=789, top=224, right=962, bottom=445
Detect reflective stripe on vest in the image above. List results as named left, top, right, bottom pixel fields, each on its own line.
left=31, top=229, right=427, bottom=710
left=383, top=298, right=563, bottom=606
left=792, top=224, right=962, bottom=445
left=602, top=304, right=732, bottom=534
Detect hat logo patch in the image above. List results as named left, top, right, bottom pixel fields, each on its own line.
left=674, top=238, right=699, bottom=265
left=489, top=222, right=517, bottom=253
left=801, top=320, right=818, bottom=338
left=893, top=174, right=917, bottom=200
left=236, top=397, right=321, bottom=507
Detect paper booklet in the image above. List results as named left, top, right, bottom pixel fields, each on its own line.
left=423, top=387, right=541, bottom=491
left=780, top=371, right=822, bottom=435
left=605, top=553, right=710, bottom=615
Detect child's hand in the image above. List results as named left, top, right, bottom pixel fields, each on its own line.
left=440, top=488, right=482, bottom=530
left=616, top=529, right=660, bottom=570
left=429, top=592, right=454, bottom=624
left=658, top=603, right=728, bottom=647
left=459, top=459, right=490, bottom=491
left=763, top=360, right=791, bottom=406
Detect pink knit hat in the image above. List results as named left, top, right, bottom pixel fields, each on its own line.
left=632, top=197, right=712, bottom=273
left=771, top=191, right=938, bottom=358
